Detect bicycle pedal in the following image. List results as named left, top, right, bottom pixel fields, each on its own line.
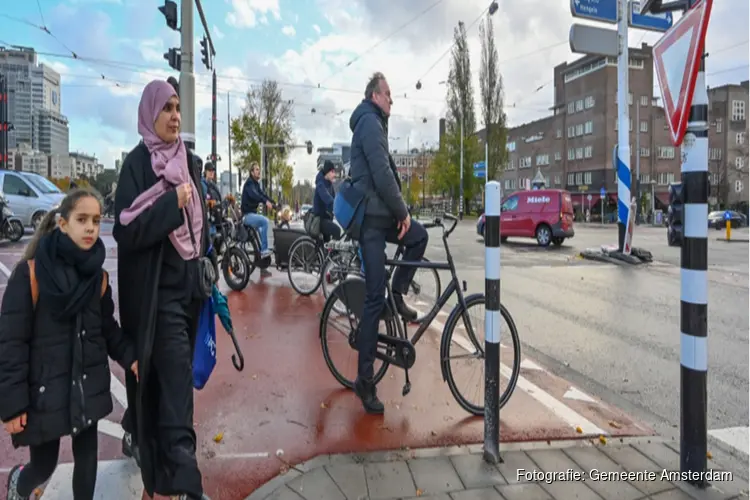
left=402, top=382, right=411, bottom=396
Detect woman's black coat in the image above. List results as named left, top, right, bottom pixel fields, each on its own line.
left=113, top=142, right=209, bottom=494
left=0, top=261, right=134, bottom=448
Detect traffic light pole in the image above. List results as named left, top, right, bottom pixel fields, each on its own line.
left=211, top=69, right=217, bottom=164
left=179, top=0, right=196, bottom=151
left=679, top=46, right=709, bottom=489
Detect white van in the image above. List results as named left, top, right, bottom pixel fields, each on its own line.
left=0, top=171, right=66, bottom=229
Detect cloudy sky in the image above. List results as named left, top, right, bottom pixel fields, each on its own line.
left=2, top=0, right=747, bottom=183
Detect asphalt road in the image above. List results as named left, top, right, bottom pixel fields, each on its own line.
left=409, top=218, right=749, bottom=473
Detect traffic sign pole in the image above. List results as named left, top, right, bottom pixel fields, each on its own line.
left=616, top=0, right=632, bottom=252
left=679, top=25, right=709, bottom=490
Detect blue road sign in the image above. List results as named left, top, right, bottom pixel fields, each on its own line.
left=570, top=0, right=617, bottom=24
left=600, top=187, right=607, bottom=197
left=723, top=210, right=732, bottom=221
left=474, top=170, right=486, bottom=179
left=473, top=161, right=485, bottom=170
left=629, top=1, right=673, bottom=32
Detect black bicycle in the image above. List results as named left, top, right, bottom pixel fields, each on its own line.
left=319, top=213, right=521, bottom=416
left=209, top=199, right=251, bottom=291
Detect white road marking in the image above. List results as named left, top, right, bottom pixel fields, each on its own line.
left=98, top=418, right=125, bottom=440
left=110, top=372, right=129, bottom=410
left=709, top=426, right=750, bottom=456
left=563, top=387, right=597, bottom=403
left=215, top=451, right=270, bottom=459
left=520, top=359, right=544, bottom=371
left=418, top=309, right=606, bottom=436
left=0, top=260, right=11, bottom=278
left=0, top=467, right=10, bottom=473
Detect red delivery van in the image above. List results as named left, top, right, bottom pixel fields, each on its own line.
left=478, top=189, right=575, bottom=247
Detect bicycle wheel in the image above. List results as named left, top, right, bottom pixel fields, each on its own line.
left=322, top=250, right=361, bottom=314
left=440, top=294, right=521, bottom=416
left=320, top=277, right=394, bottom=389
left=404, top=258, right=441, bottom=323
left=222, top=246, right=251, bottom=291
left=287, top=237, right=324, bottom=295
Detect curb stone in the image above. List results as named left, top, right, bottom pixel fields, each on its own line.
left=245, top=436, right=749, bottom=500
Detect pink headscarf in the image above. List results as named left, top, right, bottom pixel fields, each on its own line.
left=119, top=80, right=204, bottom=260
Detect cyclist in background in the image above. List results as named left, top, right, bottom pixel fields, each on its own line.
left=240, top=161, right=275, bottom=258
left=313, top=160, right=342, bottom=242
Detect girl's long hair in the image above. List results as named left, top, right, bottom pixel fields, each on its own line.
left=21, top=188, right=101, bottom=262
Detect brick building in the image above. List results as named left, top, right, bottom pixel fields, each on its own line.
left=707, top=81, right=749, bottom=209
left=486, top=43, right=685, bottom=218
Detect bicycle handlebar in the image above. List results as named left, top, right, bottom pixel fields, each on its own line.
left=420, top=213, right=458, bottom=237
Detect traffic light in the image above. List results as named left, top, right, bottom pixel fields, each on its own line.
left=306, top=140, right=313, bottom=155
left=158, top=0, right=178, bottom=30
left=200, top=36, right=211, bottom=70
left=164, top=48, right=181, bottom=71
left=667, top=182, right=683, bottom=247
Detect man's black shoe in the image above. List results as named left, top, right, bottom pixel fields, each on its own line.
left=354, top=377, right=385, bottom=414
left=393, top=293, right=418, bottom=322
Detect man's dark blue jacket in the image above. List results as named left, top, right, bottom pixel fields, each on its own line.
left=348, top=99, right=408, bottom=227
left=241, top=177, right=274, bottom=214
left=313, top=170, right=335, bottom=218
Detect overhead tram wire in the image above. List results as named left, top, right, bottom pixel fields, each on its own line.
left=0, top=40, right=453, bottom=105
left=411, top=3, right=493, bottom=92
left=292, top=0, right=447, bottom=104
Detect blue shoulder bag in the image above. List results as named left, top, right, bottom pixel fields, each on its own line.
left=333, top=178, right=368, bottom=239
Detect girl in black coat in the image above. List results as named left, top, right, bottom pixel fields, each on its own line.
left=0, top=189, right=138, bottom=500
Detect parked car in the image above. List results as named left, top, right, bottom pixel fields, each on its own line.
left=300, top=204, right=312, bottom=216
left=708, top=210, right=746, bottom=229
left=476, top=189, right=575, bottom=247
left=0, top=171, right=66, bottom=229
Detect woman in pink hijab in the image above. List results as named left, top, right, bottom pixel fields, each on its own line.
left=113, top=80, right=209, bottom=500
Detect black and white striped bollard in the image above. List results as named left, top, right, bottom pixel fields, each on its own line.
left=680, top=56, right=709, bottom=485
left=483, top=180, right=502, bottom=464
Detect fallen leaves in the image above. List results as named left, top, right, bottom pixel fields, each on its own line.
left=608, top=421, right=622, bottom=429
left=598, top=435, right=607, bottom=445
left=213, top=432, right=224, bottom=443
left=575, top=426, right=583, bottom=433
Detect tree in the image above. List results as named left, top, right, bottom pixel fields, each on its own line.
left=292, top=179, right=314, bottom=205
left=230, top=80, right=294, bottom=192
left=91, top=169, right=119, bottom=195
left=443, top=21, right=481, bottom=213
left=405, top=175, right=422, bottom=207
left=478, top=15, right=507, bottom=181
left=276, top=163, right=294, bottom=203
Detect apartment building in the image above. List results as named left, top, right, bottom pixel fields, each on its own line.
left=70, top=151, right=104, bottom=178
left=708, top=81, right=749, bottom=208
left=491, top=43, right=682, bottom=216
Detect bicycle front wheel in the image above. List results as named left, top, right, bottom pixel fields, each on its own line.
left=322, top=250, right=361, bottom=314
left=440, top=294, right=521, bottom=416
left=287, top=238, right=324, bottom=295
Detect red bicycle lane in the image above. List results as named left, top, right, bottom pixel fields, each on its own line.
left=0, top=236, right=654, bottom=499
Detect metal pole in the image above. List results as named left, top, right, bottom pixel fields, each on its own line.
left=179, top=0, right=196, bottom=151
left=636, top=101, right=641, bottom=223
left=211, top=69, right=217, bottom=164
left=616, top=0, right=631, bottom=251
left=680, top=53, right=708, bottom=488
left=483, top=180, right=502, bottom=465
left=0, top=75, right=6, bottom=169
left=485, top=140, right=489, bottom=181
left=260, top=141, right=265, bottom=215
left=227, top=91, right=233, bottom=194
left=459, top=116, right=464, bottom=220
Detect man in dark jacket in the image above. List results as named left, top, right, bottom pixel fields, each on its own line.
left=313, top=160, right=342, bottom=242
left=348, top=72, right=428, bottom=414
left=241, top=161, right=275, bottom=258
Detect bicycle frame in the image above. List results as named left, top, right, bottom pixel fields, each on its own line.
left=382, top=216, right=478, bottom=348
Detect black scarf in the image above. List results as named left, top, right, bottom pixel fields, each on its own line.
left=35, top=229, right=106, bottom=319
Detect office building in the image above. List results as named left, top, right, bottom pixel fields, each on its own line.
left=219, top=170, right=238, bottom=196
left=708, top=81, right=749, bottom=208
left=36, top=108, right=69, bottom=155
left=114, top=151, right=128, bottom=173
left=0, top=46, right=69, bottom=153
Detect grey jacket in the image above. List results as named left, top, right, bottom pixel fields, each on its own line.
left=349, top=100, right=409, bottom=225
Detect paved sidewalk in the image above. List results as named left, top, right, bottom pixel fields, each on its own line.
left=247, top=437, right=748, bottom=500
